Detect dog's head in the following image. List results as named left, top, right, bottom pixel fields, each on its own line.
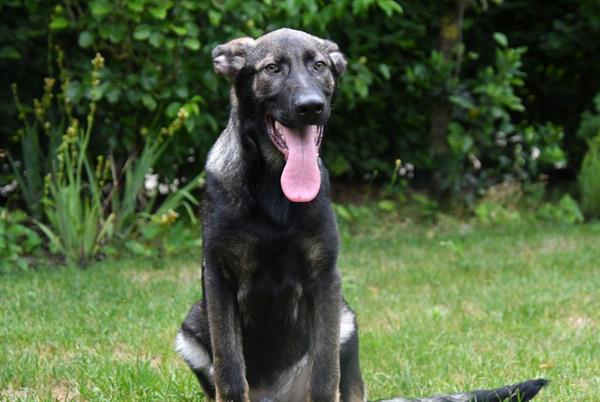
left=212, top=28, right=346, bottom=202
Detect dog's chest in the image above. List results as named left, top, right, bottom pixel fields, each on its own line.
left=232, top=232, right=333, bottom=297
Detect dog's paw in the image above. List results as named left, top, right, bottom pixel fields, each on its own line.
left=215, top=383, right=250, bottom=402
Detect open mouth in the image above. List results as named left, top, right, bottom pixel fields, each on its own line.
left=265, top=114, right=324, bottom=203
left=266, top=115, right=323, bottom=158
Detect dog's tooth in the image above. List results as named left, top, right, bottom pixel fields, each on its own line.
left=275, top=120, right=284, bottom=132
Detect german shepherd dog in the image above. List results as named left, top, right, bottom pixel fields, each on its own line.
left=176, top=28, right=548, bottom=402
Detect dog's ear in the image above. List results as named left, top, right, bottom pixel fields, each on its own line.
left=321, top=39, right=347, bottom=77
left=212, top=37, right=256, bottom=80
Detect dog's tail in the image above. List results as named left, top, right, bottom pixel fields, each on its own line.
left=374, top=378, right=549, bottom=402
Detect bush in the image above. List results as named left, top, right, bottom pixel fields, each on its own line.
left=473, top=182, right=522, bottom=224
left=0, top=208, right=41, bottom=271
left=415, top=34, right=567, bottom=203
left=537, top=194, right=584, bottom=224
left=577, top=94, right=600, bottom=142
left=578, top=136, right=600, bottom=219
left=1, top=0, right=593, bottom=211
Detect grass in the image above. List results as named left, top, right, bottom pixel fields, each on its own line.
left=1, top=217, right=599, bottom=401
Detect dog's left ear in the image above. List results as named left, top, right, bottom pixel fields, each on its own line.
left=321, top=39, right=347, bottom=77
left=212, top=37, right=256, bottom=80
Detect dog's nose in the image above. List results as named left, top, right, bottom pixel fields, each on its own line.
left=294, top=93, right=325, bottom=120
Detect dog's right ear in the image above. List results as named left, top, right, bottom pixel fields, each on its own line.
left=321, top=39, right=347, bottom=77
left=212, top=37, right=256, bottom=80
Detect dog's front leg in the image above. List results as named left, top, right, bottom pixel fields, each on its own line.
left=308, top=270, right=342, bottom=402
left=205, top=264, right=249, bottom=402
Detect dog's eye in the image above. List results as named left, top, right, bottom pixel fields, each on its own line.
left=314, top=61, right=326, bottom=71
left=265, top=64, right=280, bottom=73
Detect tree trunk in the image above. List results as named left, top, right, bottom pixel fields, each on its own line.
left=430, top=0, right=469, bottom=156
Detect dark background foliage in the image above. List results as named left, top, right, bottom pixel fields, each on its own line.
left=1, top=0, right=599, bottom=202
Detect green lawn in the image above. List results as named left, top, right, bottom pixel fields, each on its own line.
left=1, top=219, right=599, bottom=401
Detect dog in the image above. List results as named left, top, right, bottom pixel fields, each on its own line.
left=175, top=28, right=548, bottom=402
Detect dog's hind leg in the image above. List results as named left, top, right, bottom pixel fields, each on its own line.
left=339, top=304, right=366, bottom=402
left=176, top=300, right=216, bottom=399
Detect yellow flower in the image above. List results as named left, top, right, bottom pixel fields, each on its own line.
left=159, top=209, right=179, bottom=225
left=92, top=53, right=105, bottom=70
left=177, top=107, right=189, bottom=120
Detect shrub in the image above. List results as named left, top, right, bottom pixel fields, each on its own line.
left=0, top=208, right=42, bottom=271
left=576, top=93, right=600, bottom=142
left=578, top=136, right=600, bottom=219
left=473, top=182, right=522, bottom=224
left=537, top=194, right=584, bottom=224
left=420, top=34, right=567, bottom=203
left=1, top=1, right=586, bottom=208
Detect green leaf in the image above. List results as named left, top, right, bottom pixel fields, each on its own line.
left=109, top=23, right=127, bottom=44
left=376, top=0, right=403, bottom=17
left=0, top=46, right=21, bottom=60
left=149, top=32, right=163, bottom=47
left=98, top=23, right=112, bottom=39
left=141, top=94, right=157, bottom=111
left=185, top=22, right=199, bottom=37
left=149, top=5, right=169, bottom=19
left=90, top=0, right=111, bottom=18
left=127, top=0, right=145, bottom=13
left=106, top=86, right=121, bottom=103
left=165, top=102, right=181, bottom=118
left=90, top=82, right=107, bottom=101
left=175, top=85, right=188, bottom=99
left=49, top=16, right=69, bottom=30
left=208, top=10, right=222, bottom=26
left=133, top=25, right=152, bottom=40
left=66, top=81, right=84, bottom=103
left=78, top=31, right=94, bottom=48
left=125, top=240, right=154, bottom=256
left=333, top=204, right=353, bottom=222
left=378, top=64, right=391, bottom=80
left=493, top=32, right=508, bottom=47
left=169, top=24, right=187, bottom=36
left=183, top=37, right=200, bottom=51
left=164, top=39, right=176, bottom=50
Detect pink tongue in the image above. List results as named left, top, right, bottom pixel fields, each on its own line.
left=280, top=125, right=321, bottom=202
